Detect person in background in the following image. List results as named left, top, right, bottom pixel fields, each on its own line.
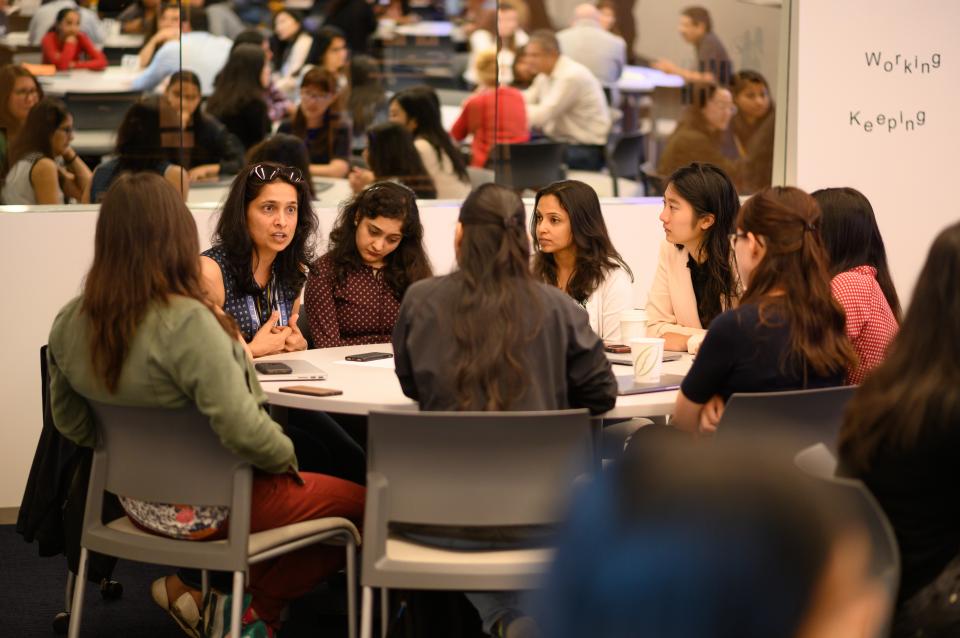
left=656, top=84, right=742, bottom=188
left=524, top=29, right=611, bottom=171
left=118, top=0, right=160, bottom=33
left=673, top=187, right=854, bottom=434
left=464, top=1, right=528, bottom=86
left=205, top=43, right=272, bottom=150
left=270, top=10, right=314, bottom=96
left=320, top=0, right=376, bottom=55
left=0, top=65, right=43, bottom=169
left=647, top=163, right=740, bottom=353
left=392, top=183, right=617, bottom=637
left=278, top=68, right=351, bottom=178
left=85, top=101, right=188, bottom=203
left=232, top=28, right=296, bottom=123
left=41, top=7, right=107, bottom=71
left=304, top=26, right=350, bottom=93
left=596, top=0, right=620, bottom=36
left=510, top=44, right=536, bottom=90
left=48, top=172, right=364, bottom=638
left=247, top=134, right=316, bottom=198
left=137, top=3, right=181, bottom=68
left=349, top=122, right=437, bottom=199
left=731, top=69, right=775, bottom=193
left=304, top=182, right=432, bottom=348
left=389, top=87, right=471, bottom=199
left=813, top=187, right=900, bottom=384
left=539, top=437, right=890, bottom=638
left=531, top=180, right=633, bottom=341
left=347, top=55, right=386, bottom=143
left=839, top=220, right=960, bottom=637
left=161, top=70, right=245, bottom=182
left=451, top=49, right=530, bottom=169
left=1, top=98, right=91, bottom=205
left=28, top=0, right=104, bottom=47
left=652, top=6, right=734, bottom=86
left=556, top=3, right=626, bottom=89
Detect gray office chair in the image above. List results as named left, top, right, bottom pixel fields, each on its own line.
left=69, top=402, right=361, bottom=638
left=604, top=132, right=646, bottom=197
left=360, top=409, right=594, bottom=638
left=488, top=141, right=567, bottom=194
left=718, top=385, right=858, bottom=455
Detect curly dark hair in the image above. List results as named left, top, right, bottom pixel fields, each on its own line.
left=212, top=161, right=318, bottom=295
left=323, top=181, right=432, bottom=295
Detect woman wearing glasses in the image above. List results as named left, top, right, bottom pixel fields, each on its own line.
left=646, top=163, right=740, bottom=353
left=672, top=187, right=854, bottom=434
left=0, top=65, right=43, bottom=170
left=200, top=162, right=315, bottom=358
left=278, top=67, right=351, bottom=178
left=1, top=98, right=91, bottom=205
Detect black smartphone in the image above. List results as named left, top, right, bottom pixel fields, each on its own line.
left=345, top=352, right=393, bottom=362
left=255, top=362, right=293, bottom=375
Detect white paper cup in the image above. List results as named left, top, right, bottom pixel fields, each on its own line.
left=629, top=337, right=665, bottom=383
left=620, top=309, right=648, bottom=343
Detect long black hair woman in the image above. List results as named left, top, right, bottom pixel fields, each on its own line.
left=839, top=220, right=960, bottom=637
left=392, top=182, right=617, bottom=636
left=304, top=182, right=432, bottom=348
left=205, top=43, right=272, bottom=150
left=0, top=64, right=42, bottom=169
left=47, top=172, right=364, bottom=637
left=531, top=180, right=634, bottom=341
left=647, top=162, right=740, bottom=352
left=349, top=121, right=437, bottom=199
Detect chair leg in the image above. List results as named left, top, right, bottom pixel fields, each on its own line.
left=64, top=570, right=76, bottom=612
left=201, top=570, right=209, bottom=599
left=360, top=586, right=373, bottom=638
left=67, top=548, right=89, bottom=638
left=230, top=571, right=244, bottom=638
left=380, top=588, right=388, bottom=638
left=346, top=540, right=357, bottom=638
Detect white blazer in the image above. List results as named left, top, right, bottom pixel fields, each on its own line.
left=645, top=240, right=708, bottom=352
left=583, top=266, right=633, bottom=341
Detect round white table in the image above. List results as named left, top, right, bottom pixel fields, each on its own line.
left=258, top=343, right=692, bottom=419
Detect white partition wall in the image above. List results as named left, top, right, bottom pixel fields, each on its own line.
left=790, top=0, right=960, bottom=300
left=0, top=198, right=664, bottom=508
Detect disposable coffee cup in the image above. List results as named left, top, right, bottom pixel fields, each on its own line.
left=629, top=337, right=664, bottom=383
left=620, top=309, right=648, bottom=343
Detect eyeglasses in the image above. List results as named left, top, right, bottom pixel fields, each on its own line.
left=13, top=88, right=39, bottom=98
left=249, top=163, right=304, bottom=184
left=728, top=231, right=747, bottom=249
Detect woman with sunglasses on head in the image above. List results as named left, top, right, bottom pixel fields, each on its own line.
left=647, top=162, right=740, bottom=353
left=531, top=180, right=634, bottom=341
left=48, top=172, right=364, bottom=638
left=673, top=187, right=855, bottom=435
left=304, top=182, right=432, bottom=348
left=200, top=162, right=315, bottom=358
left=41, top=7, right=107, bottom=71
left=1, top=97, right=91, bottom=205
left=0, top=64, right=43, bottom=170
left=278, top=68, right=351, bottom=178
left=813, top=187, right=900, bottom=384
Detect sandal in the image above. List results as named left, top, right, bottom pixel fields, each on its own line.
left=150, top=576, right=202, bottom=638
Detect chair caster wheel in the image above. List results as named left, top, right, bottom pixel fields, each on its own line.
left=52, top=611, right=70, bottom=634
left=100, top=578, right=123, bottom=600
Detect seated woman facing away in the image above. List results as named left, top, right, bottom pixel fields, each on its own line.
left=647, top=162, right=740, bottom=353
left=47, top=172, right=364, bottom=638
left=85, top=101, right=189, bottom=203
left=205, top=44, right=272, bottom=151
left=839, top=220, right=960, bottom=638
left=392, top=183, right=617, bottom=636
left=673, top=187, right=855, bottom=434
left=304, top=181, right=432, bottom=348
left=531, top=180, right=634, bottom=341
left=813, top=187, right=900, bottom=384
left=349, top=122, right=437, bottom=199
left=1, top=98, right=91, bottom=205
left=41, top=7, right=106, bottom=71
left=278, top=67, right=351, bottom=178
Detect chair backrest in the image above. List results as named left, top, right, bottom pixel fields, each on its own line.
left=64, top=91, right=143, bottom=131
left=719, top=385, right=857, bottom=454
left=489, top=141, right=567, bottom=193
left=609, top=132, right=646, bottom=180
left=365, top=409, right=593, bottom=532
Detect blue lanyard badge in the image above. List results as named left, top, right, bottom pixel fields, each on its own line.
left=245, top=274, right=288, bottom=333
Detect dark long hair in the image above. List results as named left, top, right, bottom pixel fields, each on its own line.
left=247, top=134, right=315, bottom=197
left=812, top=187, right=901, bottom=321
left=82, top=173, right=236, bottom=392
left=737, top=187, right=856, bottom=378
left=324, top=182, right=432, bottom=295
left=839, top=221, right=960, bottom=471
left=666, top=162, right=740, bottom=326
left=213, top=161, right=318, bottom=296
left=0, top=64, right=43, bottom=142
left=531, top=180, right=633, bottom=304
left=50, top=7, right=78, bottom=36
left=453, top=184, right=542, bottom=410
left=5, top=97, right=68, bottom=166
left=391, top=87, right=469, bottom=182
left=305, top=25, right=347, bottom=74
left=291, top=67, right=348, bottom=163
left=113, top=101, right=170, bottom=175
left=366, top=122, right=436, bottom=199
left=269, top=10, right=306, bottom=70
left=206, top=44, right=266, bottom=118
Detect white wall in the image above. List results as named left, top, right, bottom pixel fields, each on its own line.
left=0, top=197, right=664, bottom=508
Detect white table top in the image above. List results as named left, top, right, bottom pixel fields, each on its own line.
left=37, top=66, right=139, bottom=96
left=617, top=65, right=685, bottom=93
left=0, top=31, right=143, bottom=49
left=258, top=343, right=692, bottom=418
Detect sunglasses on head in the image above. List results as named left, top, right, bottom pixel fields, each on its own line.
left=249, top=163, right=304, bottom=184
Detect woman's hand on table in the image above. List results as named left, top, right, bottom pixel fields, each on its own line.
left=699, top=395, right=725, bottom=435
left=283, top=313, right=308, bottom=352
left=188, top=164, right=220, bottom=182
left=348, top=167, right=374, bottom=194
left=249, top=311, right=292, bottom=358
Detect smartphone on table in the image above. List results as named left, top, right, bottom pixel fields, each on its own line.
left=255, top=362, right=293, bottom=375
left=604, top=344, right=631, bottom=354
left=345, top=352, right=393, bottom=362
left=279, top=386, right=343, bottom=397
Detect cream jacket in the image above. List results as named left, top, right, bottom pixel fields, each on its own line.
left=646, top=240, right=717, bottom=353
